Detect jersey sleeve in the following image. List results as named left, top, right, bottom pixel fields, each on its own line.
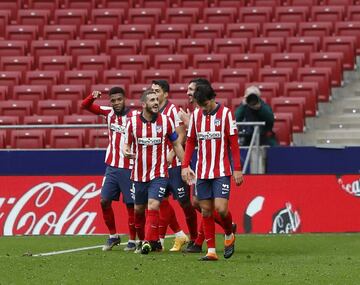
left=187, top=113, right=196, bottom=139
left=81, top=94, right=110, bottom=117
left=225, top=109, right=238, bottom=136
left=167, top=116, right=178, bottom=142
left=125, top=117, right=134, bottom=146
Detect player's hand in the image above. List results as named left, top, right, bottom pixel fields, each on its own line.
left=166, top=150, right=175, bottom=166
left=178, top=107, right=191, bottom=128
left=233, top=170, right=244, bottom=186
left=92, top=90, right=101, bottom=99
left=181, top=167, right=196, bottom=186
left=123, top=146, right=135, bottom=159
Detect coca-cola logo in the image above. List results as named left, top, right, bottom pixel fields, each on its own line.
left=0, top=182, right=101, bottom=236
left=272, top=203, right=301, bottom=234
left=338, top=177, right=360, bottom=197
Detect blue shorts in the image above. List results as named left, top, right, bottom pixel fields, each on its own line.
left=133, top=177, right=168, bottom=205
left=196, top=176, right=231, bottom=201
left=167, top=166, right=190, bottom=203
left=101, top=166, right=134, bottom=204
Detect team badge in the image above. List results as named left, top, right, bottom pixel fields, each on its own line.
left=214, top=119, right=221, bottom=126
left=156, top=125, right=163, bottom=133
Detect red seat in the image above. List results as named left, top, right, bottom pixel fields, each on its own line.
left=28, top=0, right=60, bottom=12
left=273, top=112, right=293, bottom=146
left=37, top=100, right=73, bottom=122
left=0, top=0, right=19, bottom=20
left=24, top=115, right=59, bottom=125
left=298, top=22, right=333, bottom=41
left=335, top=21, right=360, bottom=55
left=51, top=85, right=86, bottom=102
left=229, top=53, right=265, bottom=77
left=322, top=36, right=357, bottom=70
left=178, top=69, right=213, bottom=83
left=13, top=85, right=47, bottom=101
left=203, top=7, right=238, bottom=23
left=0, top=56, right=34, bottom=72
left=137, top=0, right=173, bottom=8
left=63, top=114, right=97, bottom=125
left=271, top=97, right=306, bottom=132
left=117, top=24, right=152, bottom=39
left=17, top=9, right=50, bottom=34
left=63, top=0, right=96, bottom=10
left=258, top=67, right=294, bottom=94
left=54, top=9, right=88, bottom=28
left=238, top=6, right=273, bottom=25
left=141, top=39, right=176, bottom=64
left=165, top=7, right=199, bottom=24
left=76, top=55, right=110, bottom=73
left=31, top=40, right=65, bottom=62
left=274, top=6, right=309, bottom=23
left=178, top=0, right=209, bottom=8
left=323, top=0, right=355, bottom=4
left=0, top=116, right=19, bottom=125
left=66, top=40, right=100, bottom=60
left=245, top=82, right=280, bottom=103
left=99, top=0, right=132, bottom=9
left=43, top=25, right=77, bottom=40
left=25, top=70, right=60, bottom=87
left=0, top=40, right=27, bottom=57
left=270, top=53, right=305, bottom=70
left=311, top=6, right=345, bottom=22
left=154, top=24, right=189, bottom=39
left=309, top=52, right=344, bottom=86
left=91, top=8, right=124, bottom=27
left=286, top=36, right=320, bottom=63
left=64, top=70, right=99, bottom=93
left=115, top=55, right=150, bottom=71
left=6, top=25, right=39, bottom=43
left=105, top=39, right=140, bottom=62
left=262, top=22, right=297, bottom=38
left=79, top=25, right=113, bottom=50
left=0, top=86, right=8, bottom=100
left=213, top=0, right=245, bottom=7
left=128, top=8, right=162, bottom=25
left=0, top=130, right=6, bottom=148
left=213, top=38, right=248, bottom=54
left=190, top=24, right=224, bottom=39
left=141, top=69, right=176, bottom=83
left=193, top=53, right=227, bottom=79
left=212, top=83, right=241, bottom=99
left=226, top=23, right=260, bottom=39
left=0, top=101, right=33, bottom=123
left=248, top=0, right=282, bottom=6
left=218, top=68, right=253, bottom=95
left=154, top=54, right=189, bottom=70
left=249, top=37, right=284, bottom=65
left=0, top=116, right=18, bottom=144
left=88, top=128, right=109, bottom=148
left=38, top=56, right=73, bottom=78
left=177, top=39, right=212, bottom=62
left=297, top=67, right=332, bottom=102
left=10, top=129, right=46, bottom=149
left=0, top=71, right=22, bottom=91
left=347, top=5, right=360, bottom=21
left=287, top=0, right=321, bottom=5
left=50, top=129, right=85, bottom=148
left=168, top=83, right=188, bottom=98
left=128, top=84, right=150, bottom=99
left=103, top=70, right=138, bottom=87
left=284, top=82, right=319, bottom=117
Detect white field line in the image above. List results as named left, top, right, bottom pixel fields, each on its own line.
left=31, top=235, right=175, bottom=257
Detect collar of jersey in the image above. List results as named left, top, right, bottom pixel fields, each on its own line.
left=140, top=112, right=158, bottom=123
left=158, top=100, right=169, bottom=114
left=115, top=107, right=130, bottom=117
left=202, top=102, right=221, bottom=116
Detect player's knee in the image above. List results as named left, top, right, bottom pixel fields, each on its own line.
left=148, top=199, right=161, bottom=211
left=215, top=207, right=228, bottom=218
left=100, top=199, right=111, bottom=209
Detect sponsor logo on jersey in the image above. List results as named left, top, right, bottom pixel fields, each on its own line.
left=110, top=123, right=126, bottom=134
left=138, top=137, right=162, bottom=145
left=197, top=131, right=221, bottom=140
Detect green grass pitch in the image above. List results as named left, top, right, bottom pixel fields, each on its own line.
left=0, top=233, right=359, bottom=285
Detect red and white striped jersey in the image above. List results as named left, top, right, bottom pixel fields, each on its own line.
left=159, top=100, right=182, bottom=168
left=81, top=95, right=137, bottom=169
left=187, top=103, right=238, bottom=179
left=125, top=112, right=177, bottom=182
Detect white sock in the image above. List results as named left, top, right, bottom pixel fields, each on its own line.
left=225, top=233, right=234, bottom=240
left=109, top=234, right=118, bottom=239
left=175, top=230, right=186, bottom=238
left=208, top=248, right=216, bottom=254
left=160, top=238, right=165, bottom=246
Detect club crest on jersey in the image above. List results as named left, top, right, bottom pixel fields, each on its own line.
left=156, top=125, right=163, bottom=133
left=197, top=131, right=221, bottom=140
left=110, top=123, right=126, bottom=134
left=214, top=119, right=221, bottom=126
left=138, top=137, right=162, bottom=145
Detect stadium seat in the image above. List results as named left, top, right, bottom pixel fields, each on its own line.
left=0, top=86, right=8, bottom=100
left=141, top=39, right=176, bottom=64
left=248, top=0, right=282, bottom=6
left=334, top=21, right=360, bottom=55
left=178, top=69, right=213, bottom=83
left=262, top=22, right=297, bottom=38
left=0, top=116, right=18, bottom=146
left=99, top=0, right=132, bottom=9
left=25, top=71, right=60, bottom=88
left=154, top=54, right=189, bottom=70
left=238, top=6, right=273, bottom=25
left=298, top=22, right=333, bottom=42
left=347, top=5, right=360, bottom=21
left=0, top=116, right=19, bottom=125
left=105, top=39, right=140, bottom=62
left=284, top=82, right=319, bottom=117
left=212, top=0, right=245, bottom=7
left=226, top=23, right=260, bottom=39
left=274, top=6, right=309, bottom=23
left=177, top=39, right=212, bottom=62
left=54, top=9, right=88, bottom=28
left=168, top=83, right=188, bottom=98
left=249, top=37, right=284, bottom=65
left=193, top=54, right=227, bottom=80
left=28, top=0, right=60, bottom=13
left=24, top=115, right=59, bottom=125
left=165, top=7, right=199, bottom=24
left=128, top=84, right=150, bottom=99
left=0, top=40, right=27, bottom=57
left=245, top=82, right=280, bottom=103
left=63, top=114, right=97, bottom=125
left=30, top=40, right=65, bottom=62
left=103, top=70, right=138, bottom=87
left=10, top=129, right=46, bottom=149
left=322, top=0, right=355, bottom=4
left=88, top=128, right=109, bottom=148
left=17, top=9, right=50, bottom=34
left=91, top=8, right=124, bottom=27
left=128, top=8, right=162, bottom=25
left=66, top=40, right=100, bottom=60
left=117, top=24, right=152, bottom=39
left=137, top=0, right=173, bottom=9
left=5, top=25, right=39, bottom=43
left=154, top=24, right=189, bottom=39
left=13, top=85, right=47, bottom=102
left=212, top=83, right=241, bottom=99
left=286, top=36, right=320, bottom=63
left=64, top=70, right=99, bottom=93
left=79, top=25, right=113, bottom=50
left=258, top=67, right=294, bottom=94
left=0, top=56, right=34, bottom=73
left=51, top=85, right=86, bottom=103
left=178, top=0, right=208, bottom=8
left=203, top=7, right=238, bottom=23
left=115, top=55, right=150, bottom=71
left=213, top=38, right=248, bottom=54
left=190, top=23, right=224, bottom=39
left=63, top=0, right=96, bottom=10
left=0, top=71, right=22, bottom=91
left=50, top=129, right=85, bottom=148
left=273, top=112, right=293, bottom=146
left=297, top=67, right=332, bottom=102
left=229, top=53, right=265, bottom=77
left=322, top=36, right=356, bottom=70
left=76, top=55, right=110, bottom=73
left=0, top=101, right=33, bottom=123
left=37, top=100, right=73, bottom=123
left=270, top=53, right=305, bottom=70
left=309, top=52, right=344, bottom=86
left=38, top=55, right=73, bottom=76
left=0, top=0, right=19, bottom=20
left=43, top=25, right=77, bottom=40
left=141, top=69, right=176, bottom=83
left=310, top=5, right=345, bottom=22
left=271, top=97, right=306, bottom=132
left=287, top=0, right=321, bottom=5
left=218, top=68, right=254, bottom=95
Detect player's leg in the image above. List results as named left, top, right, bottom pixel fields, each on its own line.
left=213, top=176, right=236, bottom=259
left=158, top=189, right=171, bottom=249
left=133, top=181, right=148, bottom=253
left=101, top=167, right=121, bottom=251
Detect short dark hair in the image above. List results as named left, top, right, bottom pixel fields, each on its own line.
left=140, top=88, right=156, bottom=102
left=152, top=80, right=169, bottom=93
left=109, top=86, right=125, bottom=97
left=189, top=77, right=211, bottom=87
left=194, top=84, right=216, bottom=105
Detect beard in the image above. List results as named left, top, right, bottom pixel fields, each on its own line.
left=145, top=104, right=158, bottom=115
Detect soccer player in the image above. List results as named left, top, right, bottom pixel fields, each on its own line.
left=151, top=80, right=198, bottom=251
left=181, top=84, right=244, bottom=261
left=123, top=88, right=185, bottom=254
left=81, top=87, right=138, bottom=251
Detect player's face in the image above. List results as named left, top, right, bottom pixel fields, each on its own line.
left=144, top=93, right=159, bottom=115
left=110, top=93, right=125, bottom=113
left=187, top=82, right=196, bottom=104
left=151, top=84, right=167, bottom=105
